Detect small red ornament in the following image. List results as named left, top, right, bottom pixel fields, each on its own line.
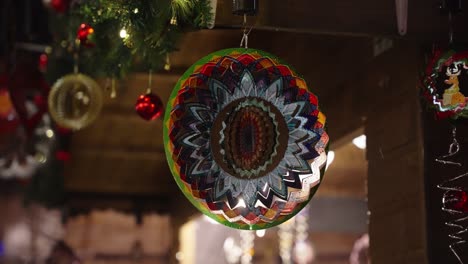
left=38, top=53, right=48, bottom=72
left=135, top=92, right=164, bottom=121
left=51, top=0, right=68, bottom=13
left=443, top=190, right=468, bottom=213
left=77, top=24, right=95, bottom=47
left=43, top=0, right=69, bottom=13
left=55, top=150, right=71, bottom=162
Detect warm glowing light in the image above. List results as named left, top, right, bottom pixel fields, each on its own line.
left=224, top=237, right=235, bottom=251
left=45, top=129, right=54, bottom=138
left=325, top=150, right=335, bottom=171
left=133, top=8, right=139, bottom=13
left=119, top=29, right=128, bottom=39
left=352, top=134, right=367, bottom=149
left=256, top=229, right=266, bottom=238
left=175, top=251, right=184, bottom=261
left=35, top=153, right=47, bottom=163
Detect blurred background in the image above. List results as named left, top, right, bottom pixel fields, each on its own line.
left=1, top=0, right=468, bottom=263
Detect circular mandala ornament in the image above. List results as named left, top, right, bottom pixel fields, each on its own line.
left=422, top=48, right=468, bottom=119
left=164, top=48, right=329, bottom=229
left=48, top=74, right=103, bottom=130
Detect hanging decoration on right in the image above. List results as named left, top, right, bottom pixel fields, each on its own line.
left=422, top=47, right=468, bottom=119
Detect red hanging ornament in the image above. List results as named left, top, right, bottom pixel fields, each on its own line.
left=38, top=53, right=48, bottom=72
left=43, top=0, right=69, bottom=13
left=135, top=92, right=163, bottom=121
left=443, top=189, right=468, bottom=213
left=55, top=150, right=71, bottom=162
left=76, top=24, right=95, bottom=47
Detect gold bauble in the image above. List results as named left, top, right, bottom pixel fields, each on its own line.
left=48, top=74, right=103, bottom=130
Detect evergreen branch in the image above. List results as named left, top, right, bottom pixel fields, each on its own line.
left=48, top=0, right=213, bottom=79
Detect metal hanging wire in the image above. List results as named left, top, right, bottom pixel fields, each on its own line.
left=239, top=14, right=253, bottom=49
left=147, top=69, right=153, bottom=94
left=448, top=11, right=454, bottom=44
left=441, top=0, right=463, bottom=44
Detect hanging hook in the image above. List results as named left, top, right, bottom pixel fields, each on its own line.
left=440, top=0, right=463, bottom=44
left=73, top=38, right=81, bottom=74
left=110, top=78, right=116, bottom=98
left=239, top=14, right=253, bottom=49
left=232, top=0, right=257, bottom=49
left=147, top=69, right=153, bottom=94
left=448, top=12, right=454, bottom=44
left=73, top=53, right=79, bottom=74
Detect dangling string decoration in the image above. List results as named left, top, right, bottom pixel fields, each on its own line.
left=164, top=54, right=171, bottom=71
left=435, top=125, right=468, bottom=264
left=110, top=78, right=117, bottom=99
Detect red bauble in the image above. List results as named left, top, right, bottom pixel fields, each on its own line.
left=135, top=92, right=164, bottom=121
left=56, top=150, right=71, bottom=162
left=77, top=24, right=95, bottom=47
left=43, top=0, right=69, bottom=13
left=38, top=53, right=48, bottom=72
left=443, top=190, right=468, bottom=213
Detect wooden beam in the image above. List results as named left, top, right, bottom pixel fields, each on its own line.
left=65, top=191, right=171, bottom=217
left=64, top=149, right=174, bottom=195
left=215, top=0, right=468, bottom=40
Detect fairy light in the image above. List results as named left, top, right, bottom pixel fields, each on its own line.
left=119, top=28, right=128, bottom=39
left=255, top=229, right=265, bottom=238
left=170, top=16, right=178, bottom=25
left=224, top=237, right=242, bottom=264
left=45, top=129, right=54, bottom=138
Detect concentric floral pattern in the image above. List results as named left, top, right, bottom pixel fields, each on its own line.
left=164, top=48, right=329, bottom=229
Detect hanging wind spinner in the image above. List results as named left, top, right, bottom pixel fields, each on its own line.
left=164, top=48, right=329, bottom=229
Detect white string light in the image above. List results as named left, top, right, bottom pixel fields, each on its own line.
left=119, top=29, right=128, bottom=39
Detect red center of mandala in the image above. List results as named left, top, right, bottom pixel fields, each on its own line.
left=211, top=98, right=289, bottom=179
